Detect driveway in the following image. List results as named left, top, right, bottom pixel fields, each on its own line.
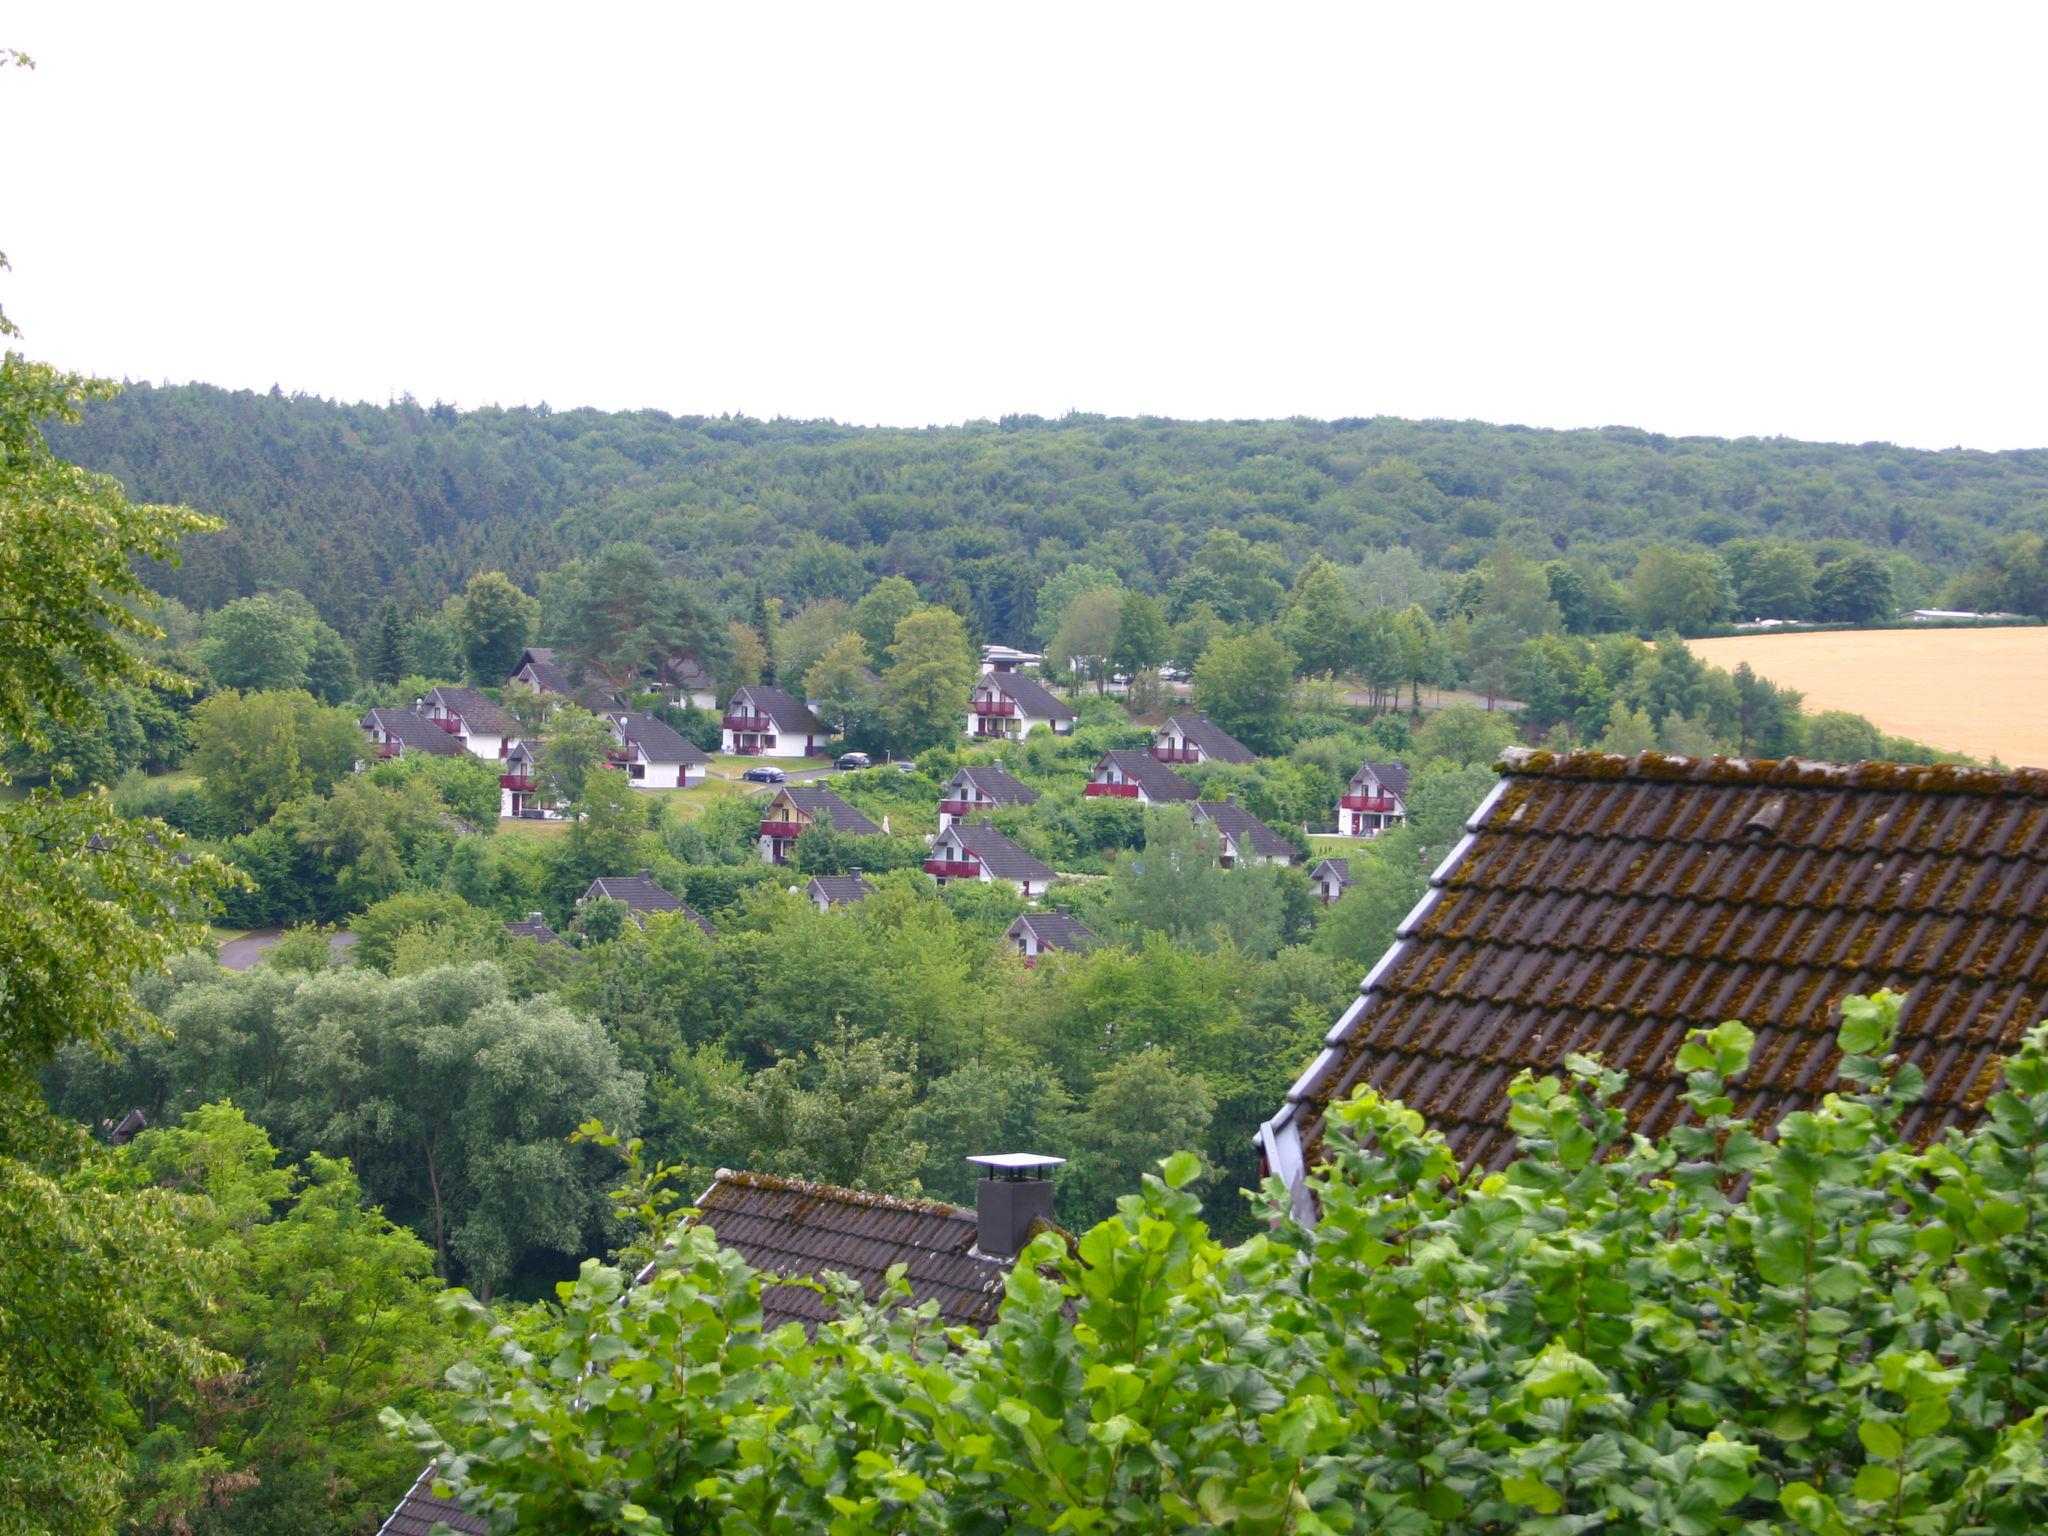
left=218, top=928, right=358, bottom=971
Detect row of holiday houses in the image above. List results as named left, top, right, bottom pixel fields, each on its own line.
left=361, top=653, right=1412, bottom=844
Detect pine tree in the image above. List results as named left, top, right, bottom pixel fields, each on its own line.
left=751, top=583, right=778, bottom=685
left=370, top=601, right=407, bottom=685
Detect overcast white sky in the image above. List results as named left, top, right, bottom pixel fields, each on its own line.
left=3, top=3, right=2044, bottom=448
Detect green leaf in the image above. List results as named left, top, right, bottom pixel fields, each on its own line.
left=1501, top=1473, right=1563, bottom=1514
left=1858, top=1420, right=1903, bottom=1459
left=1853, top=1463, right=1899, bottom=1502
left=1159, top=1151, right=1201, bottom=1190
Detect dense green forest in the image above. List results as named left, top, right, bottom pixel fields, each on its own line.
left=51, top=384, right=2048, bottom=635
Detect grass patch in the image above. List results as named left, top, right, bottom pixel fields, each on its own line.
left=498, top=817, right=573, bottom=841
left=1308, top=834, right=1367, bottom=858
left=648, top=778, right=761, bottom=821
left=149, top=768, right=204, bottom=792
left=209, top=925, right=257, bottom=945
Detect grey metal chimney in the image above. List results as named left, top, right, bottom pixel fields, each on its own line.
left=966, top=1153, right=1065, bottom=1259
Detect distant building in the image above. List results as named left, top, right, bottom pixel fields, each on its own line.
left=924, top=818, right=1055, bottom=898
left=1005, top=907, right=1097, bottom=964
left=1152, top=712, right=1256, bottom=767
left=966, top=672, right=1075, bottom=741
left=723, top=684, right=828, bottom=758
left=1309, top=856, right=1352, bottom=905
left=422, top=687, right=514, bottom=762
left=980, top=644, right=1044, bottom=674
left=936, top=761, right=1039, bottom=832
left=1190, top=796, right=1299, bottom=867
left=578, top=872, right=716, bottom=934
left=806, top=869, right=876, bottom=912
left=502, top=912, right=562, bottom=945
left=360, top=707, right=463, bottom=762
left=1085, top=751, right=1196, bottom=805
left=607, top=711, right=710, bottom=789
left=666, top=656, right=719, bottom=711
left=1337, top=762, right=1408, bottom=838
left=758, top=785, right=881, bottom=866
left=497, top=738, right=565, bottom=820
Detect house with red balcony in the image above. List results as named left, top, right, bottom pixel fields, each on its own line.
left=1004, top=907, right=1096, bottom=965
left=1337, top=762, right=1409, bottom=838
left=665, top=655, right=719, bottom=712
left=757, top=784, right=882, bottom=865
left=806, top=869, right=875, bottom=912
left=608, top=712, right=709, bottom=788
left=965, top=672, right=1075, bottom=742
left=423, top=686, right=515, bottom=762
left=1190, top=796, right=1300, bottom=867
left=1309, top=856, right=1353, bottom=905
left=497, top=738, right=564, bottom=820
left=506, top=646, right=619, bottom=713
left=937, top=761, right=1039, bottom=832
left=360, top=707, right=463, bottom=763
left=722, top=684, right=828, bottom=758
left=924, top=818, right=1055, bottom=898
left=1085, top=751, right=1196, bottom=805
left=1152, top=712, right=1256, bottom=767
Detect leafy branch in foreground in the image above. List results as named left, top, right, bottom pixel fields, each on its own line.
left=394, top=991, right=2048, bottom=1534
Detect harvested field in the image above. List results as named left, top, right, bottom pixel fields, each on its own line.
left=1689, top=627, right=2048, bottom=768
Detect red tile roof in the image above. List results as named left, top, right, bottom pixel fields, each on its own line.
left=1264, top=750, right=2048, bottom=1194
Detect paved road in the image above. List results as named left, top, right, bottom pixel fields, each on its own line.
left=218, top=929, right=358, bottom=972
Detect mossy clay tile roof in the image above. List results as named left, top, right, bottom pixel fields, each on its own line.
left=692, top=1170, right=1008, bottom=1332
left=1268, top=749, right=2048, bottom=1177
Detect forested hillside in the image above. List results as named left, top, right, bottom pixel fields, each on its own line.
left=53, top=384, right=2048, bottom=635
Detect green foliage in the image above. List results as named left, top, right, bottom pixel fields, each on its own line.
left=1631, top=545, right=1735, bottom=633
left=1110, top=590, right=1168, bottom=678
left=1412, top=702, right=1518, bottom=766
left=191, top=688, right=362, bottom=831
left=1193, top=626, right=1296, bottom=754
left=1813, top=550, right=1896, bottom=623
left=199, top=594, right=313, bottom=693
left=1804, top=708, right=1886, bottom=762
left=1101, top=807, right=1288, bottom=957
left=398, top=997, right=2048, bottom=1535
left=112, top=1103, right=452, bottom=1536
left=884, top=605, right=978, bottom=753
left=708, top=1026, right=926, bottom=1192
left=455, top=569, right=538, bottom=684
left=852, top=575, right=922, bottom=663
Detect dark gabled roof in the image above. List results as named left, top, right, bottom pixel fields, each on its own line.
left=669, top=656, right=715, bottom=690
left=1310, top=857, right=1353, bottom=886
left=1266, top=749, right=2048, bottom=1186
left=378, top=1463, right=487, bottom=1536
left=502, top=914, right=561, bottom=945
left=1094, top=751, right=1197, bottom=802
left=679, top=905, right=717, bottom=938
left=376, top=1161, right=1016, bottom=1536
left=613, top=711, right=711, bottom=766
left=583, top=874, right=683, bottom=914
left=780, top=785, right=882, bottom=836
left=1010, top=910, right=1098, bottom=953
left=427, top=686, right=514, bottom=737
left=511, top=646, right=577, bottom=696
left=1163, top=713, right=1257, bottom=765
left=1193, top=799, right=1299, bottom=863
left=734, top=684, right=823, bottom=735
left=807, top=873, right=876, bottom=906
left=950, top=820, right=1055, bottom=883
left=987, top=672, right=1076, bottom=721
left=693, top=1170, right=1009, bottom=1332
left=949, top=762, right=1040, bottom=807
left=361, top=708, right=463, bottom=756
left=1352, top=761, right=1410, bottom=798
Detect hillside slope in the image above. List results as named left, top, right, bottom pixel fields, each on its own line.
left=52, top=384, right=2048, bottom=633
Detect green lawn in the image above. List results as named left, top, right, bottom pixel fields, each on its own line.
left=150, top=768, right=205, bottom=792
left=1307, top=834, right=1365, bottom=858
left=647, top=777, right=762, bottom=820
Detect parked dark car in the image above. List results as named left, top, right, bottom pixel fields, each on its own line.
left=741, top=765, right=786, bottom=784
left=835, top=752, right=872, bottom=770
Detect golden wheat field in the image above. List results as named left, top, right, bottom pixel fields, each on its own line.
left=1689, top=627, right=2048, bottom=768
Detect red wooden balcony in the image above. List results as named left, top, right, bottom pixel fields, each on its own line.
left=1085, top=781, right=1140, bottom=798
left=1152, top=746, right=1200, bottom=763
left=970, top=697, right=1016, bottom=717
left=1341, top=794, right=1398, bottom=813
left=938, top=799, right=979, bottom=818
left=499, top=773, right=534, bottom=791
left=724, top=713, right=772, bottom=732
left=923, top=858, right=981, bottom=879
left=431, top=715, right=461, bottom=733
left=376, top=741, right=401, bottom=759
left=759, top=819, right=805, bottom=839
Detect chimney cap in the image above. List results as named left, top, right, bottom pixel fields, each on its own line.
left=967, top=1152, right=1065, bottom=1180
left=639, top=867, right=653, bottom=879
left=849, top=866, right=862, bottom=877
